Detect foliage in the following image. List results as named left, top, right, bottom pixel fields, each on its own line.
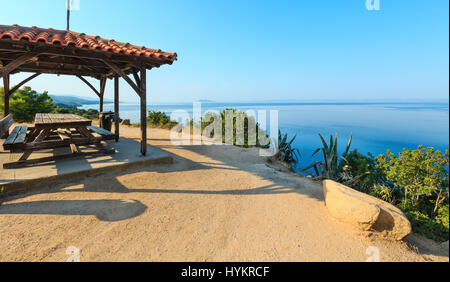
left=1, top=86, right=103, bottom=122
left=405, top=210, right=448, bottom=242
left=343, top=149, right=376, bottom=192
left=368, top=184, right=396, bottom=204
left=2, top=87, right=54, bottom=123
left=375, top=146, right=449, bottom=216
left=301, top=133, right=352, bottom=181
left=344, top=145, right=449, bottom=242
left=436, top=205, right=449, bottom=233
left=276, top=130, right=300, bottom=165
left=147, top=110, right=178, bottom=129
left=200, top=108, right=269, bottom=148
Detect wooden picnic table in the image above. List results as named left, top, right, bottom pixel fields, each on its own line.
left=2, top=113, right=116, bottom=169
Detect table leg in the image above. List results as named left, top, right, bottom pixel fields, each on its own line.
left=26, top=128, right=42, bottom=143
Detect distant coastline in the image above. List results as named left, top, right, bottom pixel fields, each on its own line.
left=50, top=95, right=113, bottom=108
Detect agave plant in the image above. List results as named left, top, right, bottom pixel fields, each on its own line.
left=276, top=130, right=300, bottom=165
left=301, top=133, right=352, bottom=180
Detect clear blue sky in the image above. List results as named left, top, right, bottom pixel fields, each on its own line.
left=1, top=0, right=449, bottom=103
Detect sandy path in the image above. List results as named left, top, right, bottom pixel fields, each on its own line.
left=0, top=127, right=447, bottom=262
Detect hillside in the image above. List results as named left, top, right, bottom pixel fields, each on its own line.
left=50, top=95, right=112, bottom=108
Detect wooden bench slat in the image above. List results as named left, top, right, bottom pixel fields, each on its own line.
left=14, top=126, right=28, bottom=144
left=3, top=125, right=28, bottom=148
left=3, top=126, right=22, bottom=145
left=88, top=125, right=115, bottom=136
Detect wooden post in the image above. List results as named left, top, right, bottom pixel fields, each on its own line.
left=114, top=76, right=119, bottom=142
left=140, top=66, right=147, bottom=156
left=99, top=96, right=104, bottom=113
left=2, top=73, right=10, bottom=138
left=2, top=73, right=9, bottom=118
left=99, top=78, right=106, bottom=113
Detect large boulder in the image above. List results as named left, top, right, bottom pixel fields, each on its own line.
left=323, top=180, right=412, bottom=240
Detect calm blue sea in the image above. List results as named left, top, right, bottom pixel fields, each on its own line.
left=82, top=101, right=449, bottom=171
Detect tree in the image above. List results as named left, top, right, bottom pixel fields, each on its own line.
left=8, top=87, right=54, bottom=122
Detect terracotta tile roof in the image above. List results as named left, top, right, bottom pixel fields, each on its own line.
left=0, top=24, right=177, bottom=63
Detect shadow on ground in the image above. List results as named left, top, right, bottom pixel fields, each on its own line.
left=0, top=134, right=322, bottom=221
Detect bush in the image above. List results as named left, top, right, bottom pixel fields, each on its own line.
left=344, top=149, right=376, bottom=192
left=147, top=111, right=178, bottom=129
left=375, top=146, right=449, bottom=215
left=200, top=109, right=269, bottom=148
left=405, top=210, right=448, bottom=242
left=436, top=205, right=449, bottom=233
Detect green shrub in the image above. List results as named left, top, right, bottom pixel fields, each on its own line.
left=301, top=133, right=352, bottom=180
left=200, top=109, right=269, bottom=148
left=276, top=130, right=300, bottom=166
left=344, top=149, right=376, bottom=192
left=375, top=146, right=449, bottom=215
left=436, top=205, right=449, bottom=233
left=405, top=210, right=448, bottom=242
left=369, top=184, right=396, bottom=204
left=147, top=110, right=178, bottom=129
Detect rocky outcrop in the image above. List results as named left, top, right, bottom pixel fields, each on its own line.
left=323, top=180, right=412, bottom=240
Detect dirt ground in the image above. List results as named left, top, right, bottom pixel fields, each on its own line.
left=0, top=126, right=448, bottom=262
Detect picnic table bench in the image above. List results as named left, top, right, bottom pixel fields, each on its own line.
left=1, top=113, right=116, bottom=169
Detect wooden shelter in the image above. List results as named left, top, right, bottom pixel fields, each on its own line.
left=0, top=24, right=177, bottom=155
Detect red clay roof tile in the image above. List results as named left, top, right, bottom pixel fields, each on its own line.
left=0, top=24, right=177, bottom=63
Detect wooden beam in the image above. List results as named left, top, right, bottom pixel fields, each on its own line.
left=0, top=41, right=168, bottom=68
left=16, top=64, right=109, bottom=76
left=0, top=54, right=109, bottom=69
left=12, top=66, right=106, bottom=79
left=114, top=76, right=119, bottom=142
left=9, top=73, right=41, bottom=94
left=101, top=59, right=141, bottom=96
left=0, top=52, right=40, bottom=76
left=77, top=75, right=101, bottom=97
left=99, top=77, right=106, bottom=113
left=132, top=71, right=141, bottom=86
left=140, top=66, right=147, bottom=156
